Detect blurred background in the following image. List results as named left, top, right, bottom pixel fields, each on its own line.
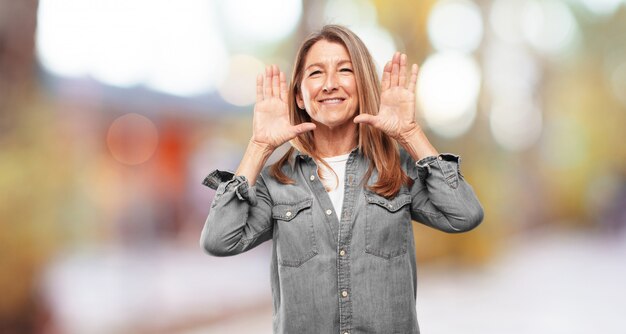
left=1, top=0, right=626, bottom=333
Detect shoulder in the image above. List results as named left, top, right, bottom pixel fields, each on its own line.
left=259, top=155, right=300, bottom=187
left=258, top=157, right=314, bottom=203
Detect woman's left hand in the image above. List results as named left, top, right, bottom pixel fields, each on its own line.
left=354, top=52, right=421, bottom=142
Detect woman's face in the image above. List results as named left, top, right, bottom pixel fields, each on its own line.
left=296, top=40, right=359, bottom=129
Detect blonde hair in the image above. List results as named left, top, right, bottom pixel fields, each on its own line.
left=270, top=25, right=411, bottom=198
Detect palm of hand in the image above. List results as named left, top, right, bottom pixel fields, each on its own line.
left=252, top=97, right=292, bottom=148
left=251, top=65, right=315, bottom=150
left=353, top=52, right=420, bottom=140
left=378, top=86, right=417, bottom=139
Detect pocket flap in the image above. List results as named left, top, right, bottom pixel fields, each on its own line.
left=272, top=198, right=313, bottom=221
left=364, top=192, right=411, bottom=213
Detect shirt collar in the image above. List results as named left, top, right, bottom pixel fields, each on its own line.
left=288, top=146, right=360, bottom=171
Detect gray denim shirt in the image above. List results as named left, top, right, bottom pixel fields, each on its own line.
left=200, top=148, right=483, bottom=334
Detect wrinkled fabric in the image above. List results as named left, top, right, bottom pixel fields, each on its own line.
left=200, top=148, right=484, bottom=334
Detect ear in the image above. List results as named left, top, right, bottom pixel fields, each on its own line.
left=296, top=92, right=305, bottom=110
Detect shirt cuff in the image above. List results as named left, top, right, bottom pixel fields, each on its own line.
left=202, top=169, right=257, bottom=206
left=415, top=153, right=461, bottom=184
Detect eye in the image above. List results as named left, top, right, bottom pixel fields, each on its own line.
left=309, top=70, right=321, bottom=77
left=340, top=68, right=353, bottom=73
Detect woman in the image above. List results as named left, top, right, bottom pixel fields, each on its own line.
left=200, top=25, right=483, bottom=334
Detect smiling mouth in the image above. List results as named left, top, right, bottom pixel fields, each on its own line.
left=318, top=98, right=346, bottom=104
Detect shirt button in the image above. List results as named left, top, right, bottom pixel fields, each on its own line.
left=310, top=175, right=315, bottom=181
left=326, top=209, right=332, bottom=216
left=285, top=211, right=292, bottom=217
left=438, top=155, right=443, bottom=160
left=339, top=249, right=346, bottom=256
left=341, top=290, right=348, bottom=297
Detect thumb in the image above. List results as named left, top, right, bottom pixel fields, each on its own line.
left=292, top=122, right=316, bottom=135
left=353, top=114, right=376, bottom=126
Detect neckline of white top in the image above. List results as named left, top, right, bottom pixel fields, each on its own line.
left=319, top=152, right=351, bottom=163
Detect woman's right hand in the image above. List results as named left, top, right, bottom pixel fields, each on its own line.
left=250, top=65, right=316, bottom=151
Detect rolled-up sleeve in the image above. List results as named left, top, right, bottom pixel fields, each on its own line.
left=199, top=170, right=273, bottom=256
left=405, top=152, right=484, bottom=233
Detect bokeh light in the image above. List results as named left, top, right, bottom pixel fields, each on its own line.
left=322, top=0, right=396, bottom=71
left=322, top=0, right=378, bottom=28
left=610, top=61, right=626, bottom=107
left=427, top=0, right=483, bottom=53
left=217, top=0, right=302, bottom=49
left=351, top=26, right=398, bottom=72
left=106, top=113, right=158, bottom=165
left=82, top=1, right=151, bottom=88
left=483, top=41, right=540, bottom=100
left=577, top=0, right=624, bottom=17
left=417, top=52, right=481, bottom=138
left=143, top=0, right=229, bottom=96
left=489, top=0, right=527, bottom=45
left=490, top=99, right=543, bottom=151
left=36, top=0, right=98, bottom=78
left=37, top=0, right=229, bottom=96
left=218, top=55, right=266, bottom=107
left=521, top=0, right=579, bottom=56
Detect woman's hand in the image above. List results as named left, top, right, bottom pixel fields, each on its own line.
left=353, top=52, right=421, bottom=142
left=250, top=65, right=316, bottom=152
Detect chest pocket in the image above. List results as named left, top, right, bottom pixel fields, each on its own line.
left=272, top=198, right=318, bottom=267
left=364, top=191, right=412, bottom=260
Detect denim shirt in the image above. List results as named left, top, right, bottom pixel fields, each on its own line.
left=200, top=148, right=484, bottom=334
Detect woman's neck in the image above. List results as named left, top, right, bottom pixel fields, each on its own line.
left=312, top=121, right=358, bottom=158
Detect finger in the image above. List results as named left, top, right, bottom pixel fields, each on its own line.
left=399, top=54, right=407, bottom=87
left=279, top=71, right=288, bottom=101
left=272, top=65, right=280, bottom=97
left=407, top=64, right=419, bottom=93
left=353, top=114, right=377, bottom=126
left=291, top=122, right=316, bottom=136
left=264, top=66, right=272, bottom=98
left=390, top=52, right=400, bottom=87
left=381, top=61, right=391, bottom=91
left=256, top=74, right=264, bottom=102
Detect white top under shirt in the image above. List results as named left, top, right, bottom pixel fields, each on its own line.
left=317, top=152, right=351, bottom=220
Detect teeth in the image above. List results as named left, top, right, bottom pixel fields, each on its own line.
left=321, top=98, right=343, bottom=103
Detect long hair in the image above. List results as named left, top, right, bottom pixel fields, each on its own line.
left=269, top=25, right=412, bottom=198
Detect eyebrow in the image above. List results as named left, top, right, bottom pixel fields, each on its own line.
left=305, top=59, right=352, bottom=71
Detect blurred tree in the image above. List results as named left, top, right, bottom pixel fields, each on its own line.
left=0, top=0, right=38, bottom=134
left=0, top=0, right=65, bottom=332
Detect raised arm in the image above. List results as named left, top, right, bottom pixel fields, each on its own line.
left=200, top=65, right=315, bottom=256
left=238, top=65, right=316, bottom=185
left=355, top=52, right=483, bottom=232
left=353, top=52, right=437, bottom=161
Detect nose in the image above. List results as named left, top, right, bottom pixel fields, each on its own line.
left=323, top=72, right=339, bottom=92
